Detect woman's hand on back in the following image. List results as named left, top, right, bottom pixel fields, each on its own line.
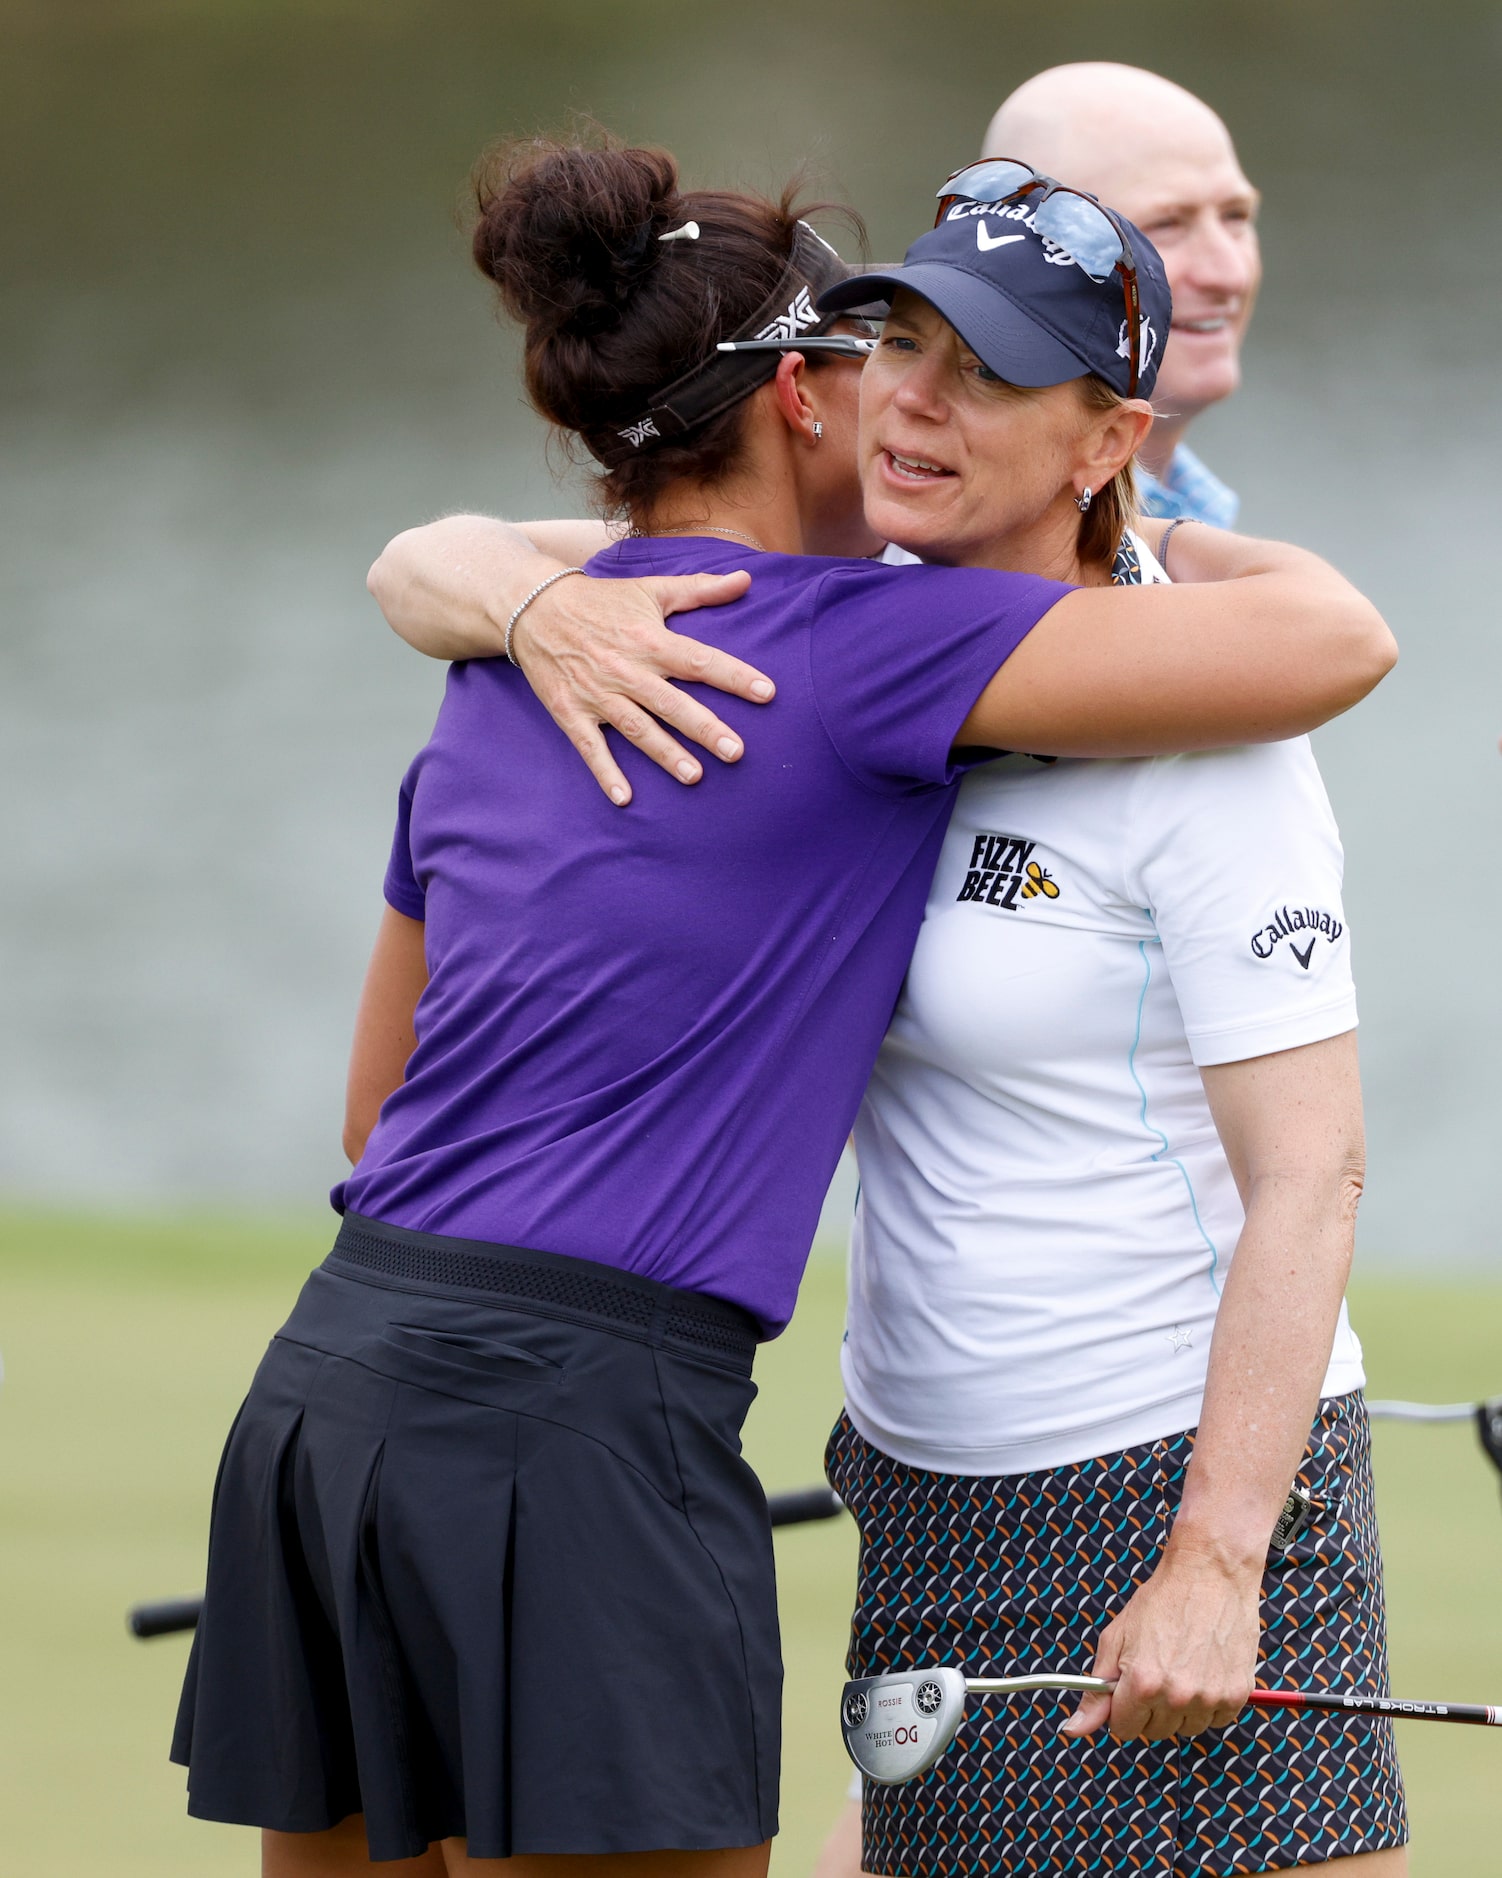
left=509, top=560, right=772, bottom=805
left=368, top=514, right=776, bottom=805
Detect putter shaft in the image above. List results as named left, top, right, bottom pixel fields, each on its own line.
left=966, top=1674, right=1114, bottom=1696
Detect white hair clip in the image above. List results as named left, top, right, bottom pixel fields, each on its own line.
left=658, top=221, right=701, bottom=243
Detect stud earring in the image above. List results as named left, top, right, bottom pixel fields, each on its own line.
left=813, top=421, right=824, bottom=441
left=1076, top=487, right=1092, bottom=513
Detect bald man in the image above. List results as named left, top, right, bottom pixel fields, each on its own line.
left=983, top=61, right=1262, bottom=527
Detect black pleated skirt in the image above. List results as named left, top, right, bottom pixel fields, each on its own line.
left=171, top=1214, right=780, bottom=1861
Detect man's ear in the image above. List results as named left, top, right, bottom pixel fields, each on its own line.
left=771, top=352, right=819, bottom=441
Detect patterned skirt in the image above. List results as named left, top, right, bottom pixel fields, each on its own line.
left=826, top=1394, right=1407, bottom=1876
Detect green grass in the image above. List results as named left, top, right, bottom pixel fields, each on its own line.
left=1, top=1209, right=1498, bottom=1875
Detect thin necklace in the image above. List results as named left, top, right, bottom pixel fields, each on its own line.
left=637, top=522, right=768, bottom=553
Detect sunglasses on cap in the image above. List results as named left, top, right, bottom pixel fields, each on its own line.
left=935, top=159, right=1146, bottom=397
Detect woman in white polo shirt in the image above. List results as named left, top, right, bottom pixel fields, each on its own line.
left=812, top=175, right=1406, bottom=1877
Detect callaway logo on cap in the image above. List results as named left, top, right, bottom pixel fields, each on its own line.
left=819, top=195, right=1171, bottom=401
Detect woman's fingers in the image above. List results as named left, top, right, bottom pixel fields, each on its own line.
left=1061, top=1568, right=1257, bottom=1743
left=1102, top=1649, right=1167, bottom=1741
left=1120, top=1674, right=1207, bottom=1742
left=612, top=661, right=751, bottom=765
left=644, top=573, right=775, bottom=703
left=664, top=628, right=777, bottom=704
left=561, top=716, right=637, bottom=807
left=651, top=567, right=755, bottom=621
left=509, top=570, right=770, bottom=793
left=557, top=696, right=715, bottom=805
left=600, top=696, right=705, bottom=789
left=1060, top=1688, right=1114, bottom=1739
left=1105, top=1657, right=1252, bottom=1741
left=1059, top=1627, right=1122, bottom=1740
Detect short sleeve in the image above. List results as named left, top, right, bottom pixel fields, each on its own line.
left=1125, top=739, right=1356, bottom=1066
left=807, top=561, right=1071, bottom=794
left=382, top=772, right=426, bottom=921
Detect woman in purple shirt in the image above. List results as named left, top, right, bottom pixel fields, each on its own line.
left=173, top=137, right=1392, bottom=1878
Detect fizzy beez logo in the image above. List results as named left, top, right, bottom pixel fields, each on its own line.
left=957, top=831, right=1059, bottom=912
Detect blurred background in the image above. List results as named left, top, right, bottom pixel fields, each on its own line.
left=1, top=1, right=1499, bottom=1873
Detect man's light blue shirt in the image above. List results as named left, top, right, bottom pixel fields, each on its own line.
left=1137, top=441, right=1239, bottom=529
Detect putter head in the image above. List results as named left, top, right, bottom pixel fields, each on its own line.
left=840, top=1668, right=968, bottom=1784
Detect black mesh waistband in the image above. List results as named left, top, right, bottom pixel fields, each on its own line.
left=327, top=1214, right=759, bottom=1368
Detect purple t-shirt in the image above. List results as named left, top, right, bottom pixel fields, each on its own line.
left=336, top=538, right=1068, bottom=1333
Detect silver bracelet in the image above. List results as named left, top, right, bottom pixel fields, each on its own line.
left=504, top=566, right=586, bottom=667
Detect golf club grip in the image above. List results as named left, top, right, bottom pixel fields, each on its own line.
left=128, top=1596, right=204, bottom=1638
left=1250, top=1690, right=1502, bottom=1726
left=767, top=1485, right=844, bottom=1527
left=965, top=1675, right=1502, bottom=1725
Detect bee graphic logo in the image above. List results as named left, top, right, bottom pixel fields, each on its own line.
left=1021, top=860, right=1060, bottom=901
left=956, top=833, right=1061, bottom=911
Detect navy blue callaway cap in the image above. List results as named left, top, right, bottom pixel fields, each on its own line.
left=819, top=196, right=1171, bottom=400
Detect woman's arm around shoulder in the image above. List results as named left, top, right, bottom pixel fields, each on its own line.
left=366, top=513, right=776, bottom=802
left=958, top=530, right=1396, bottom=756
left=367, top=513, right=616, bottom=658
left=371, top=521, right=1394, bottom=794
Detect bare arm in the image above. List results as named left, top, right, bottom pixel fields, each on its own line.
left=342, top=905, right=429, bottom=1165
left=367, top=514, right=774, bottom=803
left=959, top=532, right=1396, bottom=754
left=369, top=518, right=1394, bottom=798
left=368, top=514, right=616, bottom=658
left=1063, top=1029, right=1364, bottom=1742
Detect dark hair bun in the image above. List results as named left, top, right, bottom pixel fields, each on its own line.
left=468, top=129, right=862, bottom=523
left=474, top=141, right=682, bottom=341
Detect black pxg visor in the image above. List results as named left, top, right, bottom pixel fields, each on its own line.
left=588, top=222, right=858, bottom=468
